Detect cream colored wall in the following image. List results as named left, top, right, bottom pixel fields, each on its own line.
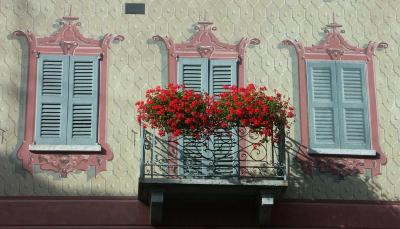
left=0, top=0, right=398, bottom=200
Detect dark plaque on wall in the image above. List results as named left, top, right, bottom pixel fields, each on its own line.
left=125, top=3, right=145, bottom=14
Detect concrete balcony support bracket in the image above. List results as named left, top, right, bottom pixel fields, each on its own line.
left=150, top=191, right=164, bottom=225
left=258, top=191, right=274, bottom=226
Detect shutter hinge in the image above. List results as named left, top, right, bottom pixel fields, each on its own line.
left=237, top=56, right=242, bottom=65
left=99, top=53, right=104, bottom=61
left=32, top=50, right=40, bottom=58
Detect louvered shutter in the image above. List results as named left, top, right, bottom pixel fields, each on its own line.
left=178, top=58, right=208, bottom=176
left=337, top=62, right=371, bottom=149
left=178, top=58, right=208, bottom=92
left=307, top=61, right=340, bottom=149
left=210, top=60, right=237, bottom=96
left=35, top=55, right=69, bottom=144
left=210, top=59, right=238, bottom=176
left=67, top=56, right=99, bottom=145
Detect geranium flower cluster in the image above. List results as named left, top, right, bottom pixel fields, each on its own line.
left=136, top=84, right=294, bottom=143
left=135, top=84, right=212, bottom=138
left=214, top=84, right=295, bottom=144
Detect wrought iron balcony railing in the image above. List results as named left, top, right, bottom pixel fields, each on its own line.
left=139, top=126, right=287, bottom=181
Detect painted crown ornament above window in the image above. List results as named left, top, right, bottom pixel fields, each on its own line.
left=13, top=9, right=124, bottom=57
left=153, top=20, right=260, bottom=60
left=152, top=20, right=261, bottom=88
left=282, top=15, right=388, bottom=61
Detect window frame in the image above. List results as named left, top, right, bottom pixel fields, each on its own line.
left=153, top=21, right=260, bottom=176
left=282, top=20, right=388, bottom=176
left=13, top=14, right=124, bottom=177
left=177, top=57, right=239, bottom=176
left=32, top=54, right=100, bottom=149
left=306, top=60, right=375, bottom=156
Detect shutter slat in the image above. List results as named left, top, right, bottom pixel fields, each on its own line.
left=342, top=68, right=363, bottom=101
left=181, top=62, right=205, bottom=93
left=40, top=104, right=61, bottom=137
left=210, top=62, right=236, bottom=97
left=314, top=108, right=335, bottom=143
left=210, top=60, right=238, bottom=176
left=178, top=58, right=209, bottom=176
left=35, top=55, right=69, bottom=144
left=41, top=60, right=63, bottom=95
left=308, top=61, right=371, bottom=153
left=307, top=61, right=340, bottom=150
left=179, top=58, right=208, bottom=93
left=177, top=58, right=239, bottom=176
left=345, top=109, right=366, bottom=143
left=212, top=129, right=236, bottom=175
left=338, top=62, right=370, bottom=149
left=312, top=67, right=333, bottom=100
left=73, top=60, right=94, bottom=96
left=182, top=136, right=204, bottom=174
left=67, top=56, right=99, bottom=145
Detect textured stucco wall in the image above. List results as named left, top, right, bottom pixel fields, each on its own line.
left=0, top=0, right=399, bottom=200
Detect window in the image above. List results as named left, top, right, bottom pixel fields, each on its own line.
left=14, top=14, right=123, bottom=176
left=307, top=61, right=374, bottom=156
left=282, top=19, right=387, bottom=176
left=178, top=58, right=238, bottom=176
left=153, top=20, right=260, bottom=177
left=30, top=55, right=100, bottom=151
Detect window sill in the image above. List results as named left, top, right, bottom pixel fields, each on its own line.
left=308, top=148, right=376, bottom=156
left=29, top=144, right=102, bottom=152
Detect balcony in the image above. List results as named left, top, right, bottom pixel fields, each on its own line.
left=138, top=126, right=288, bottom=225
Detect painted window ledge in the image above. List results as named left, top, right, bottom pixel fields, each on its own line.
left=308, top=148, right=376, bottom=156
left=29, top=144, right=101, bottom=152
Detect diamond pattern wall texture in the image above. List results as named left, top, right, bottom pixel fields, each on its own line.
left=0, top=0, right=398, bottom=200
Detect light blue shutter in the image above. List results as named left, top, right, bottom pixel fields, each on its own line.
left=35, top=55, right=69, bottom=144
left=337, top=62, right=371, bottom=149
left=210, top=59, right=238, bottom=176
left=307, top=61, right=340, bottom=149
left=178, top=58, right=208, bottom=176
left=210, top=60, right=237, bottom=96
left=178, top=58, right=208, bottom=92
left=67, top=56, right=99, bottom=145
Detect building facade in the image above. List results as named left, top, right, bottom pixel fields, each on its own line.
left=1, top=0, right=400, bottom=228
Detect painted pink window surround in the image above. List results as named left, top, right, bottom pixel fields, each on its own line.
left=152, top=21, right=260, bottom=176
left=282, top=20, right=388, bottom=177
left=13, top=14, right=124, bottom=177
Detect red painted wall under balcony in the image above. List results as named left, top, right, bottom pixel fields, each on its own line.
left=1, top=197, right=399, bottom=228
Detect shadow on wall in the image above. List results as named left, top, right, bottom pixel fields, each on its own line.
left=284, top=137, right=385, bottom=200
left=147, top=36, right=168, bottom=88
left=0, top=0, right=42, bottom=195
left=272, top=136, right=399, bottom=228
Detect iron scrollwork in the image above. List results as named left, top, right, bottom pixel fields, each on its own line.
left=140, top=127, right=287, bottom=180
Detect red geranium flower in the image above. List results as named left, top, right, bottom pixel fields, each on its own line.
left=135, top=84, right=295, bottom=146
